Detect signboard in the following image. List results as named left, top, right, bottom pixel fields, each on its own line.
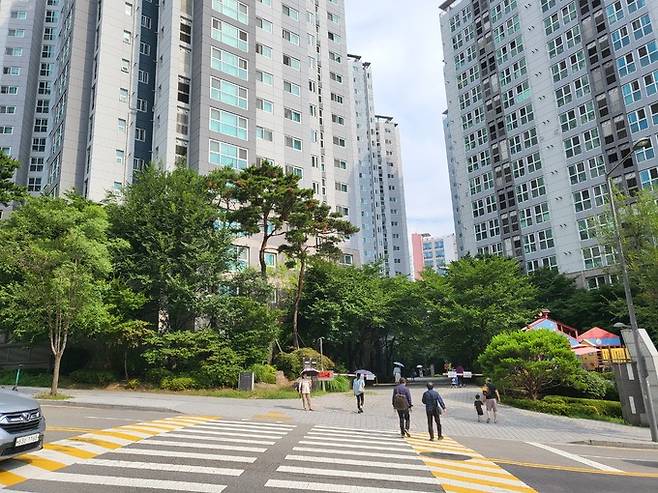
left=463, top=371, right=472, bottom=378
left=238, top=371, right=254, bottom=391
left=447, top=371, right=457, bottom=378
left=317, top=370, right=334, bottom=381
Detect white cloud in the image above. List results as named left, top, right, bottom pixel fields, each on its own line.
left=345, top=0, right=454, bottom=237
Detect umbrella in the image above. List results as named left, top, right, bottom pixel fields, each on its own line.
left=416, top=365, right=423, bottom=368
left=354, top=370, right=375, bottom=376
left=393, top=362, right=405, bottom=367
left=301, top=368, right=319, bottom=376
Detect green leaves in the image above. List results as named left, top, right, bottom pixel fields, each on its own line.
left=0, top=151, right=25, bottom=207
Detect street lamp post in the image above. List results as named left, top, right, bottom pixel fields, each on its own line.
left=605, top=137, right=657, bottom=442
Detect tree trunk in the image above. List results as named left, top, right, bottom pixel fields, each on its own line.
left=124, top=350, right=129, bottom=381
left=158, top=293, right=170, bottom=332
left=259, top=234, right=268, bottom=279
left=51, top=352, right=62, bottom=396
left=292, top=259, right=306, bottom=350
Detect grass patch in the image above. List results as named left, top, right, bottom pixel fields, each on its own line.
left=34, top=392, right=71, bottom=400
left=504, top=395, right=626, bottom=424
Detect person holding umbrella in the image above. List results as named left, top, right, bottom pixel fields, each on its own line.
left=393, top=362, right=403, bottom=383
left=353, top=373, right=366, bottom=413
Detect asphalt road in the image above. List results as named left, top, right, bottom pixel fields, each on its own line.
left=0, top=401, right=654, bottom=492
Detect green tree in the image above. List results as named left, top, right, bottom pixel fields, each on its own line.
left=0, top=194, right=113, bottom=395
left=280, top=199, right=358, bottom=349
left=443, top=256, right=537, bottom=367
left=0, top=151, right=25, bottom=206
left=107, top=165, right=234, bottom=331
left=218, top=162, right=313, bottom=278
left=478, top=330, right=582, bottom=400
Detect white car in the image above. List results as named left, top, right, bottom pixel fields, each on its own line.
left=0, top=390, right=46, bottom=459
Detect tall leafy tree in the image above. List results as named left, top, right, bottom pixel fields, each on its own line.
left=107, top=165, right=234, bottom=331
left=0, top=194, right=113, bottom=395
left=280, top=199, right=358, bottom=349
left=442, top=255, right=537, bottom=367
left=0, top=151, right=25, bottom=206
left=221, top=162, right=314, bottom=278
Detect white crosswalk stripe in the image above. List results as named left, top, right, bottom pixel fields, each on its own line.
left=265, top=479, right=439, bottom=493
left=1, top=418, right=294, bottom=493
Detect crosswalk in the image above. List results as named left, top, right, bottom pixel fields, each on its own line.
left=0, top=416, right=536, bottom=493
left=0, top=416, right=296, bottom=493
left=266, top=424, right=445, bottom=493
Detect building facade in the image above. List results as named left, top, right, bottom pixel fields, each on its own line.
left=411, top=232, right=458, bottom=279
left=1, top=0, right=362, bottom=267
left=351, top=56, right=411, bottom=277
left=440, top=0, right=658, bottom=288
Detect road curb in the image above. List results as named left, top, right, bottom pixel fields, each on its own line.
left=571, top=439, right=658, bottom=450
left=37, top=399, right=179, bottom=414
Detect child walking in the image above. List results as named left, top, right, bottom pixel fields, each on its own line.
left=474, top=394, right=484, bottom=422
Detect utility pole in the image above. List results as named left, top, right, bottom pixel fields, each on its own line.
left=319, top=337, right=325, bottom=391
left=606, top=138, right=658, bottom=442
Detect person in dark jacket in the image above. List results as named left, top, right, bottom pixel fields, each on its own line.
left=392, top=378, right=412, bottom=437
left=421, top=382, right=446, bottom=440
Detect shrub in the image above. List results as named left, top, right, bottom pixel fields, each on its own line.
left=68, top=370, right=116, bottom=386
left=0, top=370, right=52, bottom=388
left=274, top=348, right=335, bottom=379
left=144, top=367, right=173, bottom=384
left=250, top=364, right=277, bottom=384
left=325, top=375, right=350, bottom=393
left=198, top=345, right=243, bottom=388
left=507, top=395, right=622, bottom=421
left=569, top=370, right=611, bottom=399
left=125, top=378, right=140, bottom=390
left=160, top=376, right=198, bottom=391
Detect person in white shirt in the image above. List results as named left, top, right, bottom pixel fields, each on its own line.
left=353, top=373, right=366, bottom=413
left=393, top=365, right=401, bottom=383
left=299, top=374, right=313, bottom=411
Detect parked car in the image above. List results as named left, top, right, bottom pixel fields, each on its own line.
left=0, top=390, right=45, bottom=459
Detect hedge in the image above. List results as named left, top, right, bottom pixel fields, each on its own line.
left=505, top=395, right=623, bottom=421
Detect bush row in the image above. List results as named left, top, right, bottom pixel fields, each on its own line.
left=506, top=395, right=623, bottom=420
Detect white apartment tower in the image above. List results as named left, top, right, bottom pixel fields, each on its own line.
left=0, top=0, right=361, bottom=267
left=351, top=55, right=411, bottom=277
left=440, top=0, right=658, bottom=288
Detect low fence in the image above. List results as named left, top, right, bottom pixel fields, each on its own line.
left=0, top=344, right=51, bottom=370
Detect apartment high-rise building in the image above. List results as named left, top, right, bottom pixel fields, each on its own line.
left=1, top=0, right=361, bottom=267
left=351, top=55, right=411, bottom=277
left=440, top=0, right=658, bottom=288
left=411, top=232, right=458, bottom=279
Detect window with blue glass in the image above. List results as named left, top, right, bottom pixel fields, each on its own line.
left=209, top=140, right=248, bottom=169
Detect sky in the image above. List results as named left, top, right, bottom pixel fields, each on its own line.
left=345, top=0, right=454, bottom=238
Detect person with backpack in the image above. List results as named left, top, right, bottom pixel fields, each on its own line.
left=353, top=373, right=366, bottom=413
left=392, top=377, right=412, bottom=437
left=421, top=382, right=446, bottom=441
left=483, top=377, right=501, bottom=423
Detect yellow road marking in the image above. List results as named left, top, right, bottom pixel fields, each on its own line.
left=44, top=443, right=96, bottom=459
left=489, top=457, right=658, bottom=478
left=47, top=426, right=97, bottom=433
left=16, top=454, right=65, bottom=471
left=429, top=461, right=522, bottom=480
left=0, top=470, right=25, bottom=487
left=432, top=470, right=535, bottom=493
left=70, top=436, right=122, bottom=450
left=86, top=429, right=142, bottom=441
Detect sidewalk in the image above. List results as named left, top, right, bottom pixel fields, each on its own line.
left=21, top=384, right=653, bottom=446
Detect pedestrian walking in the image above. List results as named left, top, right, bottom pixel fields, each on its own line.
left=474, top=394, right=484, bottom=422
left=392, top=377, right=412, bottom=437
left=421, top=382, right=446, bottom=441
left=393, top=365, right=402, bottom=384
left=299, top=374, right=313, bottom=411
left=353, top=373, right=366, bottom=413
left=483, top=378, right=501, bottom=423
left=455, top=364, right=465, bottom=387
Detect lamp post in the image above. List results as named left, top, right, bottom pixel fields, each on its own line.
left=606, top=138, right=657, bottom=442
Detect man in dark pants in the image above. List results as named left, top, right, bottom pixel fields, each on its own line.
left=392, top=377, right=412, bottom=437
left=422, top=382, right=446, bottom=441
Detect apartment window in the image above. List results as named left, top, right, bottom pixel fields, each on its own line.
left=256, top=126, right=273, bottom=141
left=333, top=136, right=346, bottom=147
left=564, top=135, right=581, bottom=158
left=257, top=98, right=273, bottom=113
left=627, top=108, right=649, bottom=133
left=2, top=66, right=20, bottom=76
left=578, top=216, right=600, bottom=240
left=0, top=126, right=13, bottom=135
left=588, top=156, right=606, bottom=178
left=211, top=18, right=249, bottom=52
left=568, top=162, right=587, bottom=184
left=0, top=106, right=16, bottom=114
left=30, top=157, right=44, bottom=173
left=284, top=80, right=301, bottom=96
left=286, top=165, right=303, bottom=178
left=640, top=167, right=658, bottom=189
left=582, top=128, right=600, bottom=151
left=283, top=29, right=300, bottom=46
left=211, top=78, right=248, bottom=110
left=631, top=14, right=652, bottom=41
left=616, top=52, right=636, bottom=76
left=334, top=159, right=347, bottom=169
left=123, top=30, right=132, bottom=44
left=257, top=17, right=273, bottom=32
left=178, top=76, right=190, bottom=104
left=212, top=0, right=249, bottom=24
left=210, top=109, right=248, bottom=140
left=285, top=135, right=302, bottom=151
left=209, top=140, right=248, bottom=169
left=593, top=184, right=607, bottom=207
left=335, top=182, right=348, bottom=192
left=258, top=0, right=272, bottom=5
left=125, top=2, right=133, bottom=15
left=5, top=48, right=23, bottom=57
left=329, top=51, right=342, bottom=63
left=282, top=4, right=299, bottom=21
left=628, top=0, right=646, bottom=14
left=137, top=99, right=147, bottom=112
left=121, top=59, right=130, bottom=73
left=622, top=79, right=641, bottom=104
left=36, top=99, right=49, bottom=113
left=44, top=28, right=54, bottom=41
left=284, top=108, right=302, bottom=123
left=0, top=85, right=17, bottom=96
left=140, top=42, right=151, bottom=55
left=332, top=114, right=345, bottom=125
left=328, top=32, right=341, bottom=43
left=10, top=11, right=28, bottom=20
left=115, top=149, right=125, bottom=165
left=331, top=93, right=343, bottom=104
left=27, top=177, right=42, bottom=193
left=256, top=43, right=273, bottom=59
left=636, top=141, right=656, bottom=163
left=638, top=41, right=658, bottom=68
left=117, top=119, right=127, bottom=132
left=612, top=26, right=630, bottom=50
left=583, top=246, right=608, bottom=269
left=141, top=15, right=152, bottom=28
left=283, top=54, right=301, bottom=71
left=573, top=189, right=592, bottom=212
left=257, top=70, right=274, bottom=86
left=8, top=29, right=25, bottom=38
left=138, top=70, right=149, bottom=84
left=211, top=47, right=248, bottom=81
left=119, top=88, right=129, bottom=102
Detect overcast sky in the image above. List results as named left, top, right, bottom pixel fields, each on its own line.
left=345, top=1, right=453, bottom=237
